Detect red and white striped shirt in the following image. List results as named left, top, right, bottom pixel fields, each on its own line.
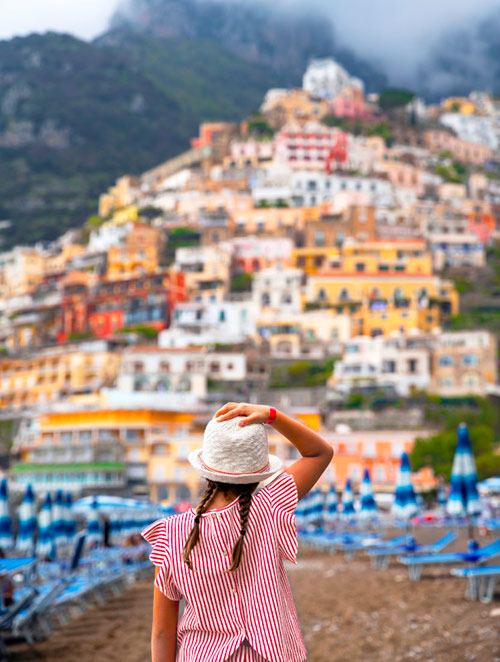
left=142, top=471, right=306, bottom=662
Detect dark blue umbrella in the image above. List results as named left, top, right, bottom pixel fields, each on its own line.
left=359, top=469, right=377, bottom=521
left=447, top=423, right=481, bottom=518
left=0, top=479, right=14, bottom=550
left=392, top=453, right=418, bottom=520
left=36, top=493, right=54, bottom=559
left=16, top=484, right=37, bottom=553
left=341, top=479, right=355, bottom=519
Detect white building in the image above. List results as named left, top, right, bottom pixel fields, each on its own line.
left=428, top=233, right=485, bottom=270
left=440, top=113, right=499, bottom=151
left=158, top=299, right=259, bottom=347
left=303, top=58, right=364, bottom=99
left=330, top=335, right=431, bottom=396
left=252, top=267, right=303, bottom=314
left=290, top=171, right=394, bottom=207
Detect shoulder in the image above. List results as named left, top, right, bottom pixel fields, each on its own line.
left=255, top=471, right=298, bottom=512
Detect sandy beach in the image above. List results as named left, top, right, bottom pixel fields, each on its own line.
left=9, top=532, right=500, bottom=662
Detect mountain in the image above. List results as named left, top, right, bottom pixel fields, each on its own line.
left=0, top=32, right=281, bottom=249
left=0, top=0, right=387, bottom=249
left=109, top=0, right=387, bottom=90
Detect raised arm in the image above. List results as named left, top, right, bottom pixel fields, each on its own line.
left=215, top=402, right=333, bottom=500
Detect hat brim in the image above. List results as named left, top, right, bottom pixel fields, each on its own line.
left=188, top=449, right=283, bottom=484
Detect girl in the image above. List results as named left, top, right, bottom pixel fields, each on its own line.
left=142, top=402, right=333, bottom=662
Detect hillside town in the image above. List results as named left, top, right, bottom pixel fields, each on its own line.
left=1, top=58, right=499, bottom=505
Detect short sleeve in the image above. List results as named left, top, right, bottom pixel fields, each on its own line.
left=263, top=471, right=299, bottom=563
left=141, top=518, right=182, bottom=601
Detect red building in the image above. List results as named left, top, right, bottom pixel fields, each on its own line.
left=59, top=271, right=185, bottom=342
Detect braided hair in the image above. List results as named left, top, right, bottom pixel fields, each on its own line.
left=182, top=480, right=257, bottom=572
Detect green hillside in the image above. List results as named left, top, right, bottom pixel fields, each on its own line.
left=0, top=32, right=281, bottom=248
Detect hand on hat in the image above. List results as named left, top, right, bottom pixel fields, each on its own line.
left=215, top=402, right=270, bottom=426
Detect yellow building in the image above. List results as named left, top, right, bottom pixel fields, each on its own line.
left=0, top=344, right=122, bottom=409
left=44, top=244, right=85, bottom=277
left=0, top=247, right=46, bottom=297
left=442, top=97, right=477, bottom=114
left=107, top=223, right=161, bottom=280
left=12, top=408, right=196, bottom=497
left=294, top=239, right=433, bottom=276
left=98, top=176, right=140, bottom=217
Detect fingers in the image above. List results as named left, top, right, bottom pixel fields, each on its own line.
left=238, top=413, right=260, bottom=427
left=214, top=402, right=238, bottom=418
left=216, top=403, right=248, bottom=422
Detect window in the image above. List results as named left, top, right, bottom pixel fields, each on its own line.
left=318, top=288, right=327, bottom=301
left=382, top=360, right=396, bottom=374
left=438, top=355, right=454, bottom=366
left=219, top=310, right=226, bottom=322
left=408, top=359, right=418, bottom=374
left=339, top=288, right=349, bottom=301
left=355, top=262, right=365, bottom=272
left=462, top=354, right=478, bottom=366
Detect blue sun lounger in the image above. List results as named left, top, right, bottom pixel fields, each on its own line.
left=369, top=532, right=457, bottom=569
left=451, top=565, right=500, bottom=603
left=398, top=538, right=500, bottom=580
left=338, top=534, right=411, bottom=561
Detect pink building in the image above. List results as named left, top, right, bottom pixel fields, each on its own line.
left=275, top=121, right=348, bottom=170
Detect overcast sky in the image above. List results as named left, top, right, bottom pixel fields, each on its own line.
left=1, top=0, right=499, bottom=85
left=0, top=0, right=119, bottom=41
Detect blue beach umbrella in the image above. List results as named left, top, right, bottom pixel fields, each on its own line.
left=306, top=489, right=324, bottom=527
left=52, top=489, right=67, bottom=547
left=87, top=497, right=102, bottom=546
left=36, top=493, right=54, bottom=559
left=392, top=453, right=418, bottom=520
left=16, top=484, right=37, bottom=553
left=324, top=484, right=338, bottom=524
left=65, top=492, right=77, bottom=540
left=294, top=498, right=307, bottom=530
left=341, top=479, right=355, bottom=519
left=0, top=479, right=14, bottom=550
left=437, top=484, right=447, bottom=511
left=359, top=469, right=377, bottom=521
left=447, top=423, right=481, bottom=519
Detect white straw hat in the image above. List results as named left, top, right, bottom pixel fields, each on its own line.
left=189, top=416, right=282, bottom=484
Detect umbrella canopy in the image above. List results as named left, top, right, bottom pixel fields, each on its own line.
left=36, top=493, right=54, bottom=559
left=86, top=497, right=102, bottom=546
left=294, top=498, right=307, bottom=529
left=16, top=484, right=37, bottom=552
left=359, top=469, right=377, bottom=521
left=341, top=479, right=355, bottom=519
left=447, top=423, right=481, bottom=518
left=52, top=489, right=67, bottom=547
left=0, top=479, right=14, bottom=550
left=324, top=484, right=338, bottom=524
left=65, top=492, right=77, bottom=540
left=391, top=453, right=418, bottom=520
left=304, top=489, right=323, bottom=526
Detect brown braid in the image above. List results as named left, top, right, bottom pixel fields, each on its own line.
left=182, top=480, right=257, bottom=572
left=228, top=486, right=254, bottom=572
left=182, top=481, right=218, bottom=570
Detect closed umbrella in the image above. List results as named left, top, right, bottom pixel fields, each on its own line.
left=36, top=493, right=54, bottom=559
left=307, top=489, right=324, bottom=527
left=447, top=423, right=481, bottom=538
left=65, top=492, right=77, bottom=541
left=324, top=484, right=338, bottom=525
left=52, top=489, right=66, bottom=547
left=341, top=479, right=355, bottom=519
left=87, top=497, right=102, bottom=546
left=392, top=453, right=418, bottom=521
left=16, top=484, right=37, bottom=553
left=359, top=469, right=377, bottom=522
left=0, top=479, right=14, bottom=551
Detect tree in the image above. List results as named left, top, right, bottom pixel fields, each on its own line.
left=378, top=88, right=415, bottom=110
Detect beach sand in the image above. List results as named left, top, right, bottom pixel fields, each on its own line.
left=9, top=530, right=500, bottom=662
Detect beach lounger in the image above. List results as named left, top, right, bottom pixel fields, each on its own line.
left=398, top=538, right=500, bottom=580
left=338, top=534, right=411, bottom=561
left=451, top=565, right=500, bottom=603
left=369, top=532, right=457, bottom=569
left=11, top=580, right=67, bottom=644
